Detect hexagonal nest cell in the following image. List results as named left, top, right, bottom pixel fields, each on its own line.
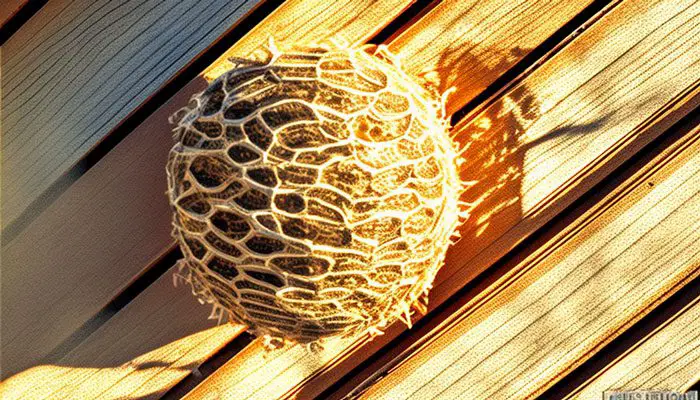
left=166, top=40, right=468, bottom=347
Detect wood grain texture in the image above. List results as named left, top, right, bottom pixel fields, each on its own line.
left=356, top=125, right=700, bottom=400
left=0, top=0, right=27, bottom=29
left=1, top=0, right=597, bottom=382
left=0, top=0, right=263, bottom=228
left=2, top=0, right=596, bottom=355
left=430, top=0, right=700, bottom=310
left=202, top=0, right=415, bottom=81
left=1, top=85, right=190, bottom=378
left=565, top=297, right=700, bottom=399
left=390, top=0, right=595, bottom=114
left=0, top=274, right=246, bottom=400
left=0, top=0, right=412, bottom=383
left=184, top=334, right=364, bottom=400
left=182, top=0, right=700, bottom=398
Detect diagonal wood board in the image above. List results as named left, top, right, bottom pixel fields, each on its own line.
left=565, top=296, right=700, bottom=399
left=2, top=0, right=699, bottom=399
left=354, top=121, right=700, bottom=400
left=1, top=0, right=264, bottom=228
left=0, top=0, right=413, bottom=379
left=182, top=0, right=700, bottom=398
left=0, top=0, right=597, bottom=383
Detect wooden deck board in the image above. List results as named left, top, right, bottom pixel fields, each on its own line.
left=429, top=0, right=700, bottom=310
left=0, top=273, right=246, bottom=400
left=565, top=297, right=700, bottom=399
left=355, top=124, right=700, bottom=400
left=0, top=0, right=593, bottom=383
left=0, top=0, right=413, bottom=379
left=181, top=0, right=700, bottom=398
left=0, top=0, right=27, bottom=29
left=3, top=0, right=699, bottom=397
left=0, top=330, right=244, bottom=400
left=389, top=0, right=596, bottom=114
left=1, top=0, right=264, bottom=228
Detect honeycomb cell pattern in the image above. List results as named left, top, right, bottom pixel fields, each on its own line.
left=166, top=40, right=467, bottom=346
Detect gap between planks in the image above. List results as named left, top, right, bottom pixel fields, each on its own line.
left=0, top=0, right=290, bottom=243
left=562, top=282, right=700, bottom=399
left=0, top=0, right=34, bottom=42
left=0, top=0, right=599, bottom=385
left=0, top=0, right=415, bottom=393
left=352, top=123, right=700, bottom=400
left=325, top=110, right=700, bottom=400
left=181, top=0, right=700, bottom=398
left=0, top=0, right=267, bottom=230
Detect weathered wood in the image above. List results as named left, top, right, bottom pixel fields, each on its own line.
left=1, top=0, right=596, bottom=381
left=0, top=273, right=246, bottom=400
left=181, top=0, right=700, bottom=398
left=0, top=0, right=412, bottom=382
left=0, top=0, right=27, bottom=29
left=355, top=125, right=700, bottom=400
left=0, top=0, right=263, bottom=228
left=390, top=0, right=596, bottom=114
left=565, top=297, right=700, bottom=399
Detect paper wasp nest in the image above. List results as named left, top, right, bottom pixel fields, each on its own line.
left=167, top=41, right=466, bottom=346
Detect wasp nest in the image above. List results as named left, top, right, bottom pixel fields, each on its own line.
left=167, top=41, right=466, bottom=346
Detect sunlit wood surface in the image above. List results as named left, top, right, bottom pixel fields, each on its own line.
left=389, top=0, right=595, bottom=114
left=1, top=0, right=699, bottom=398
left=0, top=325, right=242, bottom=400
left=0, top=0, right=26, bottom=28
left=0, top=0, right=263, bottom=228
left=430, top=0, right=700, bottom=310
left=183, top=334, right=359, bottom=400
left=180, top=0, right=700, bottom=398
left=0, top=0, right=584, bottom=385
left=203, top=0, right=414, bottom=81
left=356, top=119, right=700, bottom=400
left=47, top=276, right=244, bottom=400
left=0, top=0, right=411, bottom=382
left=565, top=297, right=700, bottom=399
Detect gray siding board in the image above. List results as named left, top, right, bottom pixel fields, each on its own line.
left=1, top=0, right=261, bottom=228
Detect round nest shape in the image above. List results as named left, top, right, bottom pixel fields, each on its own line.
left=166, top=41, right=465, bottom=346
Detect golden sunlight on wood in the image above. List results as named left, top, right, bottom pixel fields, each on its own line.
left=356, top=127, right=700, bottom=400
left=431, top=0, right=700, bottom=310
left=203, top=0, right=413, bottom=81
left=0, top=325, right=244, bottom=400
left=517, top=0, right=699, bottom=212
left=4, top=0, right=698, bottom=398
left=566, top=298, right=700, bottom=399
left=184, top=335, right=361, bottom=400
left=390, top=0, right=594, bottom=114
left=178, top=1, right=624, bottom=398
left=0, top=0, right=411, bottom=386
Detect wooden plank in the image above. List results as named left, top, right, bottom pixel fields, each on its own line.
left=0, top=0, right=264, bottom=228
left=1, top=0, right=603, bottom=383
left=55, top=275, right=244, bottom=400
left=354, top=126, right=700, bottom=400
left=0, top=328, right=244, bottom=400
left=181, top=0, right=700, bottom=398
left=430, top=0, right=700, bottom=310
left=389, top=0, right=597, bottom=114
left=0, top=0, right=27, bottom=29
left=565, top=297, right=700, bottom=399
left=1, top=0, right=597, bottom=380
left=0, top=274, right=246, bottom=400
left=0, top=0, right=413, bottom=382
